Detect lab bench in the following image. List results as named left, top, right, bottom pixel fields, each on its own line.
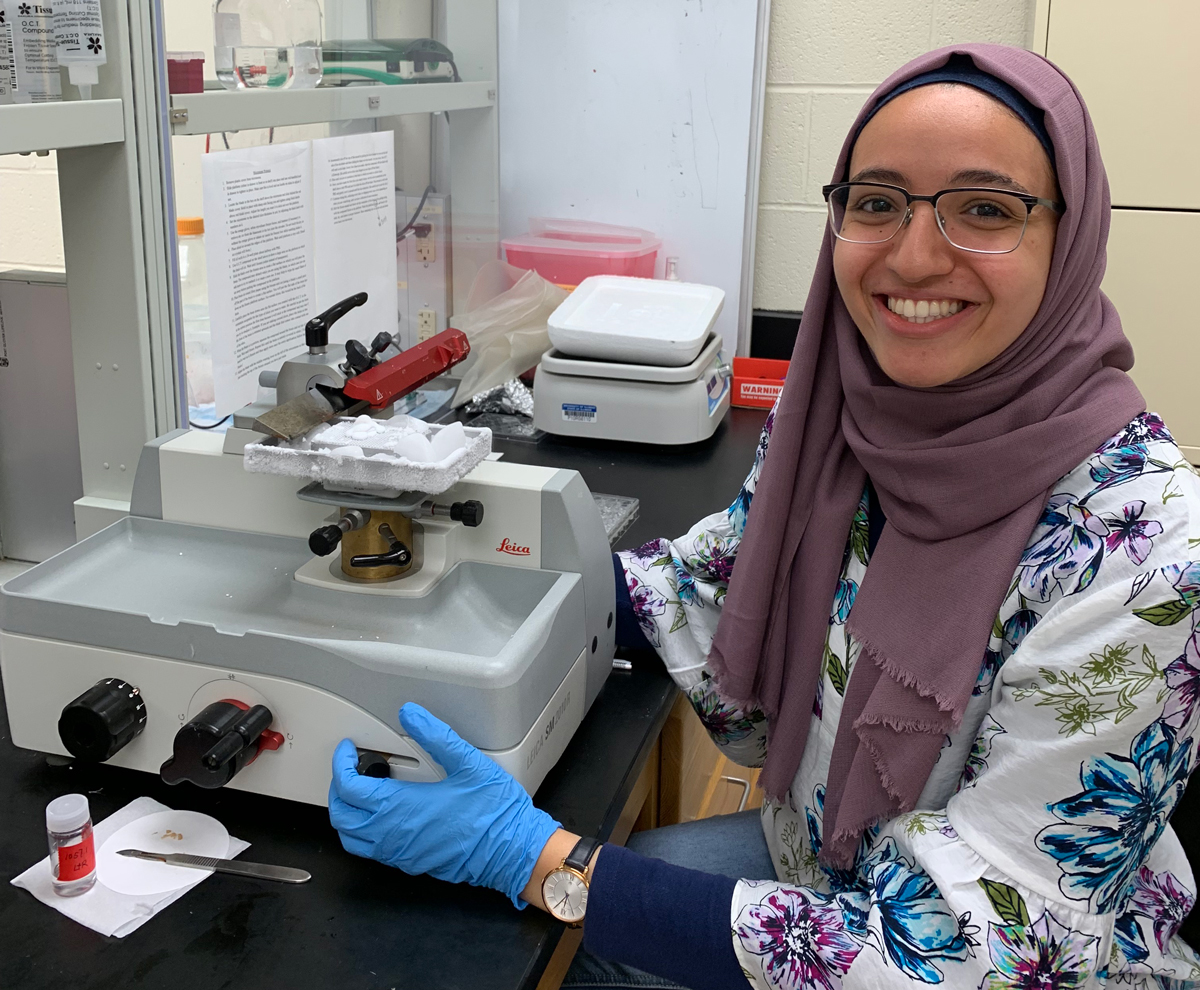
left=0, top=407, right=769, bottom=990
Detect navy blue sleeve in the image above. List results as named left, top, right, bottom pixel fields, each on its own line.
left=613, top=553, right=655, bottom=651
left=582, top=844, right=746, bottom=990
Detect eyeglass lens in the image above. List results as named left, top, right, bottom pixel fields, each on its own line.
left=828, top=184, right=1031, bottom=253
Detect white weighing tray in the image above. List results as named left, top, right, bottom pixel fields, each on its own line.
left=547, top=276, right=724, bottom=367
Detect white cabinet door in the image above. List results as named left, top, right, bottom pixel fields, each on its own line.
left=1046, top=0, right=1199, bottom=209
left=1102, top=209, right=1200, bottom=462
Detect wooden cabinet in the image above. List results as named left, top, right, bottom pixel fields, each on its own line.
left=634, top=694, right=763, bottom=833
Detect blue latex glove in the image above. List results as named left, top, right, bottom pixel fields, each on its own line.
left=329, top=702, right=562, bottom=908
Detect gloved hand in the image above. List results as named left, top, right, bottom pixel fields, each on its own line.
left=329, top=702, right=562, bottom=908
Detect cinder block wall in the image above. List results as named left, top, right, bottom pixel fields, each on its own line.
left=753, top=0, right=1034, bottom=313
left=0, top=152, right=65, bottom=271
left=0, top=2, right=1035, bottom=290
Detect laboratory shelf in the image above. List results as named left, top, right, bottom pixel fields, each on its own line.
left=168, top=79, right=496, bottom=135
left=0, top=100, right=125, bottom=156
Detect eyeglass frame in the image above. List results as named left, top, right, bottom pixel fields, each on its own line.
left=820, top=181, right=1064, bottom=255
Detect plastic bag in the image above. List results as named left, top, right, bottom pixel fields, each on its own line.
left=450, top=262, right=568, bottom=406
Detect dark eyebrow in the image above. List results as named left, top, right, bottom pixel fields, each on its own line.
left=846, top=166, right=1034, bottom=196
left=948, top=169, right=1032, bottom=194
left=847, top=167, right=907, bottom=185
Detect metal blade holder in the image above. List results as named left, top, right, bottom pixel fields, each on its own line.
left=306, top=499, right=484, bottom=583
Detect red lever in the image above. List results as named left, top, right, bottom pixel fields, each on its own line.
left=343, top=329, right=471, bottom=409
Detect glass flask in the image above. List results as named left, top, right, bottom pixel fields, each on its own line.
left=213, top=0, right=323, bottom=90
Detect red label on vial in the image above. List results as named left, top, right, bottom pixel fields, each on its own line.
left=57, top=833, right=96, bottom=880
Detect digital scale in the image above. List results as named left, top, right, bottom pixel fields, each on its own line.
left=534, top=334, right=731, bottom=445
left=533, top=276, right=732, bottom=445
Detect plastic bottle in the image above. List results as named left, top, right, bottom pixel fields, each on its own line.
left=212, top=0, right=322, bottom=91
left=0, top=7, right=15, bottom=105
left=3, top=0, right=62, bottom=104
left=46, top=793, right=97, bottom=896
left=178, top=217, right=214, bottom=407
left=52, top=0, right=106, bottom=99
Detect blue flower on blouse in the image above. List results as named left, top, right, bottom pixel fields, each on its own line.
left=865, top=838, right=972, bottom=983
left=674, top=565, right=701, bottom=607
left=728, top=485, right=752, bottom=536
left=830, top=577, right=858, bottom=625
left=1113, top=911, right=1150, bottom=966
left=1087, top=444, right=1149, bottom=496
left=804, top=785, right=864, bottom=894
left=1036, top=719, right=1193, bottom=912
left=973, top=649, right=1004, bottom=698
left=1018, top=495, right=1109, bottom=603
left=1001, top=608, right=1041, bottom=659
left=1166, top=562, right=1200, bottom=606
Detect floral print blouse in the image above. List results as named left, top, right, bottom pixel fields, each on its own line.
left=617, top=410, right=1200, bottom=990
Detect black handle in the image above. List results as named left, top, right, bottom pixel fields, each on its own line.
left=350, top=523, right=412, bottom=569
left=305, top=292, right=369, bottom=349
left=201, top=704, right=274, bottom=770
left=356, top=749, right=391, bottom=778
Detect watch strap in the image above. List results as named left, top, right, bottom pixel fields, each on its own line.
left=564, top=835, right=600, bottom=874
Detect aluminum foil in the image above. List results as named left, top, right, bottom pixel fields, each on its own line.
left=464, top=379, right=535, bottom=418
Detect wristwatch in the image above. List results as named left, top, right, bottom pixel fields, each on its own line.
left=541, top=836, right=600, bottom=926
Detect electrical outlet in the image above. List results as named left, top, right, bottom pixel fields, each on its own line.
left=417, top=309, right=437, bottom=342
left=416, top=230, right=436, bottom=263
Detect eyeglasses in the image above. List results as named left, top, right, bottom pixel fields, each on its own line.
left=821, top=181, right=1063, bottom=255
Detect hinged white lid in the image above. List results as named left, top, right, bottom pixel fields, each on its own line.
left=547, top=276, right=724, bottom=367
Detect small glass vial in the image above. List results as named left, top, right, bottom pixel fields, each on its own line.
left=664, top=257, right=681, bottom=281
left=46, top=794, right=97, bottom=896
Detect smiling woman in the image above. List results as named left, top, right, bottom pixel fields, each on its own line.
left=324, top=43, right=1200, bottom=990
left=830, top=82, right=1062, bottom=387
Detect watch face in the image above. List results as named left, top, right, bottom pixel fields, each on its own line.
left=542, top=868, right=588, bottom=924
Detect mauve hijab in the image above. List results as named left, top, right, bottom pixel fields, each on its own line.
left=707, top=43, right=1145, bottom=867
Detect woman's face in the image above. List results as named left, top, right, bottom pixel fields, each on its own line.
left=832, top=85, right=1060, bottom=388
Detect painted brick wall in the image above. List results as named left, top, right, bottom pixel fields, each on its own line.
left=753, top=0, right=1034, bottom=312
left=0, top=152, right=65, bottom=272
left=0, top=2, right=1033, bottom=291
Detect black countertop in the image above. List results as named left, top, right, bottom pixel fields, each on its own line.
left=0, top=408, right=768, bottom=990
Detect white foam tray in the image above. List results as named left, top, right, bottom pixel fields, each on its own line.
left=547, top=275, right=725, bottom=367
left=243, top=416, right=492, bottom=496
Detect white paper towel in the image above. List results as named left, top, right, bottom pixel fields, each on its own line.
left=10, top=797, right=250, bottom=938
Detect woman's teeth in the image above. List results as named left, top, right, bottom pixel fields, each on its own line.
left=885, top=297, right=964, bottom=323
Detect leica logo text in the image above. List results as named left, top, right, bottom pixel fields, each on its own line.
left=496, top=538, right=531, bottom=556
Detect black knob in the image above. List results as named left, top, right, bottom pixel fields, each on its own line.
left=344, top=339, right=374, bottom=374
left=451, top=500, right=484, bottom=527
left=356, top=750, right=391, bottom=778
left=369, top=331, right=396, bottom=357
left=58, top=678, right=147, bottom=762
left=161, top=701, right=276, bottom=789
left=310, top=524, right=344, bottom=556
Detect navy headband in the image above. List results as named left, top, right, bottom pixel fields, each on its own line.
left=853, top=53, right=1055, bottom=167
